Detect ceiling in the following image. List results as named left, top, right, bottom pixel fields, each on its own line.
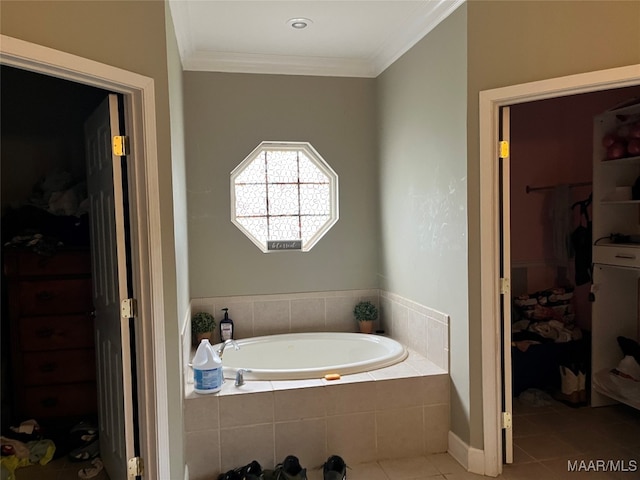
left=169, top=0, right=464, bottom=78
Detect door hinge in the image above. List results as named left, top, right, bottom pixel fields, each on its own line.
left=502, top=411, right=512, bottom=429
left=121, top=298, right=137, bottom=318
left=113, top=135, right=130, bottom=156
left=499, top=140, right=509, bottom=159
left=500, top=277, right=510, bottom=295
left=128, top=456, right=144, bottom=478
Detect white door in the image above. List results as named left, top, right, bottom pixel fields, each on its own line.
left=500, top=106, right=514, bottom=464
left=84, top=94, right=137, bottom=479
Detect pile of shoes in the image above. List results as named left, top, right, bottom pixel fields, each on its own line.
left=218, top=454, right=347, bottom=480
left=67, top=421, right=100, bottom=462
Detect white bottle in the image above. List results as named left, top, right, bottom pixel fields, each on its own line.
left=192, top=339, right=223, bottom=394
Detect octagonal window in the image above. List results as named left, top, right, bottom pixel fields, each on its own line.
left=231, top=142, right=338, bottom=252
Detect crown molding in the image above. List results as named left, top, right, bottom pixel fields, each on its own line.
left=370, top=0, right=466, bottom=76
left=172, top=0, right=465, bottom=78
left=184, top=51, right=376, bottom=78
left=167, top=0, right=193, bottom=69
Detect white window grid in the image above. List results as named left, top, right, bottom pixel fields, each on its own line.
left=230, top=141, right=339, bottom=252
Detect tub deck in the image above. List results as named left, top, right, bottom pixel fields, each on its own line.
left=184, top=348, right=449, bottom=479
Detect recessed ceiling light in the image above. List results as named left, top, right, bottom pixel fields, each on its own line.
left=287, top=18, right=312, bottom=29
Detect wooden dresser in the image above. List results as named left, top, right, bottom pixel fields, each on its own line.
left=4, top=248, right=97, bottom=419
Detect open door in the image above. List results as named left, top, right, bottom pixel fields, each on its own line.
left=499, top=105, right=514, bottom=465
left=84, top=94, right=138, bottom=479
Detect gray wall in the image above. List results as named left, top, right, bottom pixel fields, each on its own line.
left=377, top=5, right=469, bottom=443
left=184, top=72, right=379, bottom=298
left=165, top=3, right=188, bottom=472
left=466, top=0, right=640, bottom=449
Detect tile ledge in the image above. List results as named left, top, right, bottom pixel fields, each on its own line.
left=185, top=348, right=447, bottom=400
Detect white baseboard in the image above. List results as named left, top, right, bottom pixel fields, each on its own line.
left=448, top=430, right=487, bottom=476
left=468, top=446, right=486, bottom=476
left=447, top=430, right=469, bottom=470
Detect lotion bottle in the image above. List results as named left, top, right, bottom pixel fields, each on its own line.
left=192, top=339, right=223, bottom=394
left=220, top=308, right=234, bottom=341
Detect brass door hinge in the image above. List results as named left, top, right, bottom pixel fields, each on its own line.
left=128, top=456, right=144, bottom=478
left=499, top=140, right=509, bottom=159
left=502, top=411, right=512, bottom=429
left=121, top=298, right=137, bottom=318
left=500, top=277, right=510, bottom=295
left=113, top=135, right=130, bottom=156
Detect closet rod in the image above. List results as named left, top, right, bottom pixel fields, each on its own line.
left=526, top=181, right=592, bottom=194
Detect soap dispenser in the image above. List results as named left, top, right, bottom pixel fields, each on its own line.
left=220, top=308, right=234, bottom=341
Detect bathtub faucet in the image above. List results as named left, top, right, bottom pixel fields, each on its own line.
left=235, top=368, right=252, bottom=387
left=217, top=339, right=239, bottom=358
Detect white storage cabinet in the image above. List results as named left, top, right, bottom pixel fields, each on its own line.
left=591, top=99, right=640, bottom=408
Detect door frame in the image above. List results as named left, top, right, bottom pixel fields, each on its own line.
left=479, top=64, right=640, bottom=477
left=0, top=34, right=170, bottom=478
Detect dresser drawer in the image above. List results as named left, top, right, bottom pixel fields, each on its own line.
left=593, top=244, right=640, bottom=268
left=23, top=383, right=97, bottom=418
left=4, top=249, right=91, bottom=277
left=19, top=315, right=95, bottom=351
left=22, top=349, right=96, bottom=386
left=18, top=278, right=93, bottom=315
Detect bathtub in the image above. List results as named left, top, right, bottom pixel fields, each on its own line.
left=215, top=332, right=407, bottom=381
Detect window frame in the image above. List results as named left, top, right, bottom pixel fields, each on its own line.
left=230, top=141, right=339, bottom=253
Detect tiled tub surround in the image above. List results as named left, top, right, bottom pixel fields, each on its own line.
left=184, top=349, right=449, bottom=480
left=185, top=289, right=450, bottom=479
left=188, top=289, right=449, bottom=371
left=379, top=290, right=449, bottom=371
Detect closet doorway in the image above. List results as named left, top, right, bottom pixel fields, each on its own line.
left=1, top=66, right=137, bottom=480
left=505, top=86, right=640, bottom=471
left=479, top=64, right=640, bottom=477
left=0, top=35, right=167, bottom=479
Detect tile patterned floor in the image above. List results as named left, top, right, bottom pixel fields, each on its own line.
left=508, top=396, right=640, bottom=480
left=15, top=397, right=640, bottom=479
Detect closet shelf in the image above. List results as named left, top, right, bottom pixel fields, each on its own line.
left=525, top=181, right=591, bottom=193
left=590, top=98, right=640, bottom=408
left=593, top=368, right=640, bottom=411
left=599, top=155, right=640, bottom=166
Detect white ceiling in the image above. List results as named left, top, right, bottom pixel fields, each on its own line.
left=169, top=0, right=464, bottom=78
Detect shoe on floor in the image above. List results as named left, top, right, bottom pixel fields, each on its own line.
left=69, top=439, right=100, bottom=462
left=264, top=455, right=307, bottom=480
left=78, top=457, right=104, bottom=479
left=218, top=470, right=242, bottom=480
left=218, top=460, right=264, bottom=480
left=323, top=455, right=347, bottom=480
left=238, top=459, right=264, bottom=480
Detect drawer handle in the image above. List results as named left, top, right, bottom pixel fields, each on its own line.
left=41, top=397, right=58, bottom=408
left=614, top=254, right=636, bottom=260
left=35, top=328, right=54, bottom=338
left=36, top=291, right=55, bottom=301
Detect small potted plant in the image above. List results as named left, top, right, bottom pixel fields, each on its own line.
left=191, top=312, right=215, bottom=346
left=353, top=301, right=378, bottom=334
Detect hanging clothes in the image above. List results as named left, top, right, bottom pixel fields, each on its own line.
left=571, top=194, right=592, bottom=286
left=551, top=185, right=573, bottom=266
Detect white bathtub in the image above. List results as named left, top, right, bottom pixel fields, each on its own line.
left=215, top=332, right=407, bottom=381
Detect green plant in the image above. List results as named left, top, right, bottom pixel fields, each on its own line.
left=191, top=312, right=215, bottom=335
left=353, top=301, right=378, bottom=322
